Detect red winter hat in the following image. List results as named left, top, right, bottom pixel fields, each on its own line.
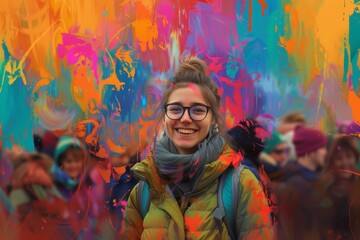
left=293, top=126, right=327, bottom=157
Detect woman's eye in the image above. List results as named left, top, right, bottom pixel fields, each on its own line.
left=169, top=106, right=183, bottom=112
left=191, top=107, right=206, bottom=114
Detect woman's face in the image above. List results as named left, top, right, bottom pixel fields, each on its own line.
left=332, top=150, right=357, bottom=179
left=270, top=142, right=289, bottom=165
left=61, top=148, right=84, bottom=180
left=164, top=85, right=213, bottom=154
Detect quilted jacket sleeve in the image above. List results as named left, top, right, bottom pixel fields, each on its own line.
left=236, top=169, right=274, bottom=240
left=122, top=184, right=143, bottom=240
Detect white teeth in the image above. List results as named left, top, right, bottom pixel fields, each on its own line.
left=177, top=129, right=195, bottom=134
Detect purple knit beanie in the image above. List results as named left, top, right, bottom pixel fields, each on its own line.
left=293, top=126, right=327, bottom=157
left=346, top=121, right=360, bottom=136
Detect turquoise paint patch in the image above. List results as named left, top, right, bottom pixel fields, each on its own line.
left=226, top=59, right=240, bottom=79
left=349, top=9, right=360, bottom=90
left=141, top=96, right=147, bottom=106
left=0, top=43, right=34, bottom=151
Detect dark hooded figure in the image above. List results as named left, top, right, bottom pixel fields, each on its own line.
left=227, top=118, right=277, bottom=226
left=227, top=118, right=266, bottom=167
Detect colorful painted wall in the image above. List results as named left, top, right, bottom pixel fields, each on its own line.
left=0, top=0, right=359, bottom=153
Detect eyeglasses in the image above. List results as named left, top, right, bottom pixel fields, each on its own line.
left=163, top=103, right=211, bottom=121
left=272, top=148, right=290, bottom=155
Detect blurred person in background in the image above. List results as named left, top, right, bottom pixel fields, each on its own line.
left=0, top=127, right=13, bottom=194
left=227, top=118, right=278, bottom=226
left=51, top=136, right=105, bottom=239
left=41, top=130, right=59, bottom=159
left=276, top=125, right=327, bottom=240
left=102, top=151, right=141, bottom=236
left=336, top=120, right=351, bottom=135
left=280, top=126, right=327, bottom=183
left=259, top=131, right=289, bottom=180
left=277, top=111, right=307, bottom=162
left=313, top=136, right=360, bottom=239
left=227, top=118, right=267, bottom=169
left=73, top=115, right=149, bottom=238
left=6, top=151, right=65, bottom=240
left=0, top=131, right=14, bottom=238
left=345, top=121, right=360, bottom=170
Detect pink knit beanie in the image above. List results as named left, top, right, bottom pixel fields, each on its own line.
left=293, top=126, right=327, bottom=157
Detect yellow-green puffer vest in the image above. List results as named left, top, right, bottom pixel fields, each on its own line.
left=122, top=145, right=274, bottom=240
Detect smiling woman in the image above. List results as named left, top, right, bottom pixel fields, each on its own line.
left=163, top=87, right=214, bottom=154
left=122, top=56, right=274, bottom=239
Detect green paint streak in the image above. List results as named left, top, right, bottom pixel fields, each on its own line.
left=344, top=42, right=349, bottom=82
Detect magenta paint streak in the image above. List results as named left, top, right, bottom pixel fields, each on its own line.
left=57, top=34, right=100, bottom=82
left=187, top=83, right=202, bottom=96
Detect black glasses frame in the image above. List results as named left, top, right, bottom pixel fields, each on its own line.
left=163, top=103, right=211, bottom=121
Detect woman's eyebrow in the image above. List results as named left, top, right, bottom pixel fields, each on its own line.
left=166, top=102, right=207, bottom=105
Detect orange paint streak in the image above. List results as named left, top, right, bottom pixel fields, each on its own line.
left=113, top=166, right=127, bottom=177
left=284, top=4, right=291, bottom=13
left=348, top=89, right=360, bottom=123
left=132, top=2, right=159, bottom=51
left=245, top=178, right=271, bottom=227
left=184, top=212, right=203, bottom=238
left=96, top=161, right=112, bottom=183
left=71, top=57, right=102, bottom=114
left=100, top=72, right=125, bottom=91
left=106, top=138, right=127, bottom=155
left=257, top=0, right=268, bottom=15
left=311, top=67, right=320, bottom=79
left=217, top=146, right=242, bottom=167
left=138, top=116, right=158, bottom=146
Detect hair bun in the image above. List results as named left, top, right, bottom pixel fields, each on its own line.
left=175, top=56, right=207, bottom=76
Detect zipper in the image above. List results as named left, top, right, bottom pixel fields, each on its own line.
left=180, top=195, right=190, bottom=214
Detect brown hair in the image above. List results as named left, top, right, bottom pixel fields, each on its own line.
left=326, top=136, right=359, bottom=170
left=159, top=56, right=225, bottom=133
left=279, top=111, right=306, bottom=125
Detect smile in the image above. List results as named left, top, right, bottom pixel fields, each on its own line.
left=176, top=128, right=197, bottom=134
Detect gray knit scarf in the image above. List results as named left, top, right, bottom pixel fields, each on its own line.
left=153, top=124, right=226, bottom=194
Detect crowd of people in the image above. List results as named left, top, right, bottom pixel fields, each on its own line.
left=228, top=113, right=360, bottom=239
left=0, top=56, right=359, bottom=239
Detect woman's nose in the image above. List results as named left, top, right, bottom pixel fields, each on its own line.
left=180, top=109, right=192, bottom=122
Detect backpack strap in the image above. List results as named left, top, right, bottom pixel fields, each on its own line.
left=214, top=165, right=245, bottom=240
left=136, top=180, right=150, bottom=219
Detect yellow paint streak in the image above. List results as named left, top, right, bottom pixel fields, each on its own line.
left=317, top=81, right=324, bottom=113
left=281, top=0, right=354, bottom=92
